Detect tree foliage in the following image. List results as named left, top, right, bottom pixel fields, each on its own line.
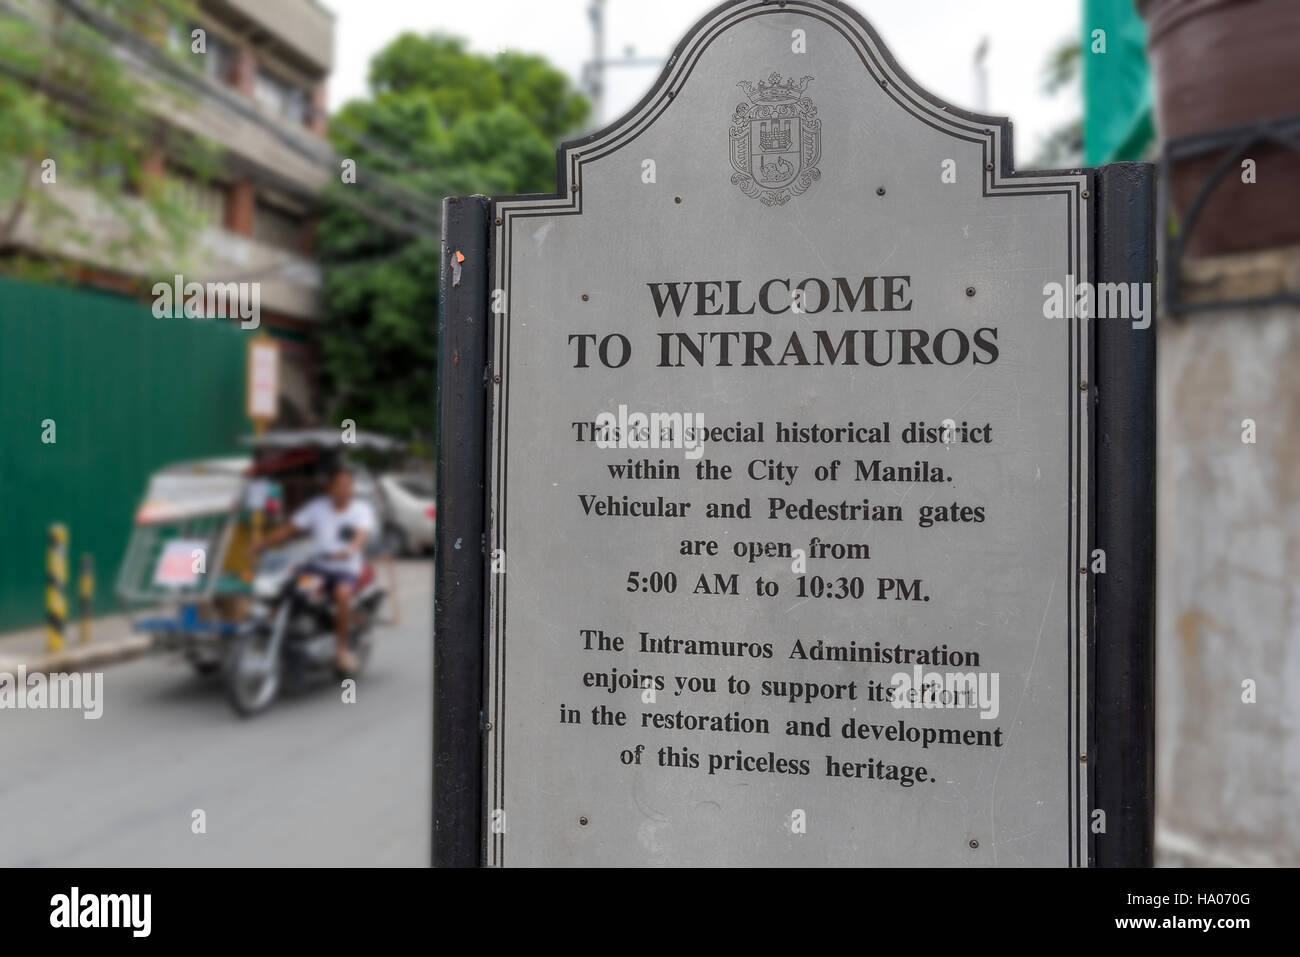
left=319, top=34, right=589, bottom=445
left=0, top=0, right=211, bottom=278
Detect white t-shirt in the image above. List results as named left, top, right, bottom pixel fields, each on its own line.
left=291, top=496, right=376, bottom=576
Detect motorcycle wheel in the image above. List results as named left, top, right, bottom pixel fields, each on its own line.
left=224, top=630, right=283, bottom=717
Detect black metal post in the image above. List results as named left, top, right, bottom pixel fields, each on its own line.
left=1091, top=162, right=1158, bottom=867
left=434, top=194, right=491, bottom=868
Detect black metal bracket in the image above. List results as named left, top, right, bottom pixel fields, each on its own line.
left=1091, top=162, right=1158, bottom=867
left=1160, top=112, right=1300, bottom=316
left=434, top=195, right=492, bottom=868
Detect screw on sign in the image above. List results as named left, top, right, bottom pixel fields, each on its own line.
left=435, top=0, right=1155, bottom=869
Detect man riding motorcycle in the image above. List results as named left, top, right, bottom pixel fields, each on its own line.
left=251, top=465, right=376, bottom=675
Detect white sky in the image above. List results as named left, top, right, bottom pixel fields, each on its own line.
left=325, top=0, right=1080, bottom=166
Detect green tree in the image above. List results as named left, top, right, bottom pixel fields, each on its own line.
left=0, top=0, right=211, bottom=277
left=318, top=34, right=589, bottom=446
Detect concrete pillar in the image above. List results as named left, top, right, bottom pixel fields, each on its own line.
left=299, top=217, right=316, bottom=256
left=309, top=81, right=328, bottom=137
left=233, top=43, right=258, bottom=97
left=137, top=148, right=166, bottom=197
left=225, top=181, right=255, bottom=237
left=1156, top=246, right=1300, bottom=865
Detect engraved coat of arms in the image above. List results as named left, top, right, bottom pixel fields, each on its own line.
left=730, top=73, right=822, bottom=206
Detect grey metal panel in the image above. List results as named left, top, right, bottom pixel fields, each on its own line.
left=485, top=0, right=1090, bottom=867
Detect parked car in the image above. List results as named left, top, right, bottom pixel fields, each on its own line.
left=379, top=472, right=435, bottom=555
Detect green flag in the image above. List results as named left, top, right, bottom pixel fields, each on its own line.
left=1082, top=0, right=1154, bottom=165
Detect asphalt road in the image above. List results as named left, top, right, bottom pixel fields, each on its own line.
left=0, top=560, right=432, bottom=867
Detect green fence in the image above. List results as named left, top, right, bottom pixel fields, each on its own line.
left=0, top=277, right=248, bottom=632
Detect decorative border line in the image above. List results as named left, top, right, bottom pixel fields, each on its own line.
left=485, top=0, right=1091, bottom=868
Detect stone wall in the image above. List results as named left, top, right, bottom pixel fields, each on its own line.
left=1155, top=248, right=1300, bottom=865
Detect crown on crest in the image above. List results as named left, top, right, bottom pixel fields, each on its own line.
left=739, top=73, right=814, bottom=105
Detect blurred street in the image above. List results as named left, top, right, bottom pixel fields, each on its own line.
left=0, top=0, right=1291, bottom=877
left=0, top=560, right=431, bottom=867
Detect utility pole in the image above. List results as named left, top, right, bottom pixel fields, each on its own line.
left=583, top=0, right=664, bottom=128
left=973, top=36, right=990, bottom=113
left=587, top=0, right=606, bottom=126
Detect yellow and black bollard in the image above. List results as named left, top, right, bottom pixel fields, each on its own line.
left=45, top=523, right=68, bottom=653
left=78, top=552, right=95, bottom=645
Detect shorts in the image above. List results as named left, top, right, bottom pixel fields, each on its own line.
left=306, top=563, right=359, bottom=591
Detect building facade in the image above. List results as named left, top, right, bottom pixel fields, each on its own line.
left=10, top=0, right=338, bottom=423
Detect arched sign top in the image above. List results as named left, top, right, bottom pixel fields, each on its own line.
left=436, top=0, right=1158, bottom=871
left=519, top=0, right=1085, bottom=215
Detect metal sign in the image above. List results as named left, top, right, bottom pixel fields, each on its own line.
left=152, top=539, right=206, bottom=588
left=436, top=0, right=1155, bottom=868
left=246, top=337, right=280, bottom=423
